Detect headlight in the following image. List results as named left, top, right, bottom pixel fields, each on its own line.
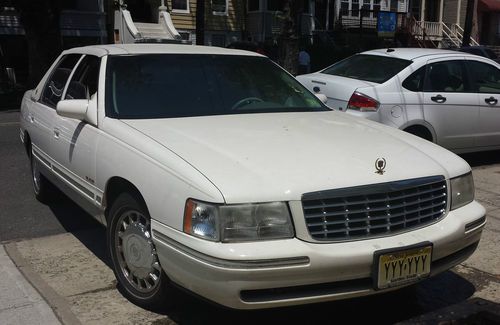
left=450, top=172, right=475, bottom=210
left=183, top=199, right=294, bottom=242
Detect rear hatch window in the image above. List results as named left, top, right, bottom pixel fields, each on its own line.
left=321, top=54, right=412, bottom=84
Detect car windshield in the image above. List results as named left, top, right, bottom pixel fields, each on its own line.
left=321, top=54, right=412, bottom=83
left=105, top=54, right=327, bottom=119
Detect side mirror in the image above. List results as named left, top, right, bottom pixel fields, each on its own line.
left=315, top=93, right=328, bottom=104
left=57, top=99, right=88, bottom=120
left=56, top=97, right=97, bottom=125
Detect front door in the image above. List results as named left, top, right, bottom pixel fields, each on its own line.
left=52, top=54, right=101, bottom=204
left=466, top=58, right=500, bottom=148
left=422, top=58, right=479, bottom=150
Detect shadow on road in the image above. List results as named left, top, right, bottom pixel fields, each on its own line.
left=44, top=189, right=479, bottom=324
left=46, top=190, right=110, bottom=268
left=156, top=271, right=476, bottom=325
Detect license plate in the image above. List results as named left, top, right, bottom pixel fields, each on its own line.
left=375, top=244, right=432, bottom=289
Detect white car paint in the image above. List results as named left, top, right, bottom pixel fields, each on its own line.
left=20, top=44, right=485, bottom=309
left=297, top=48, right=500, bottom=153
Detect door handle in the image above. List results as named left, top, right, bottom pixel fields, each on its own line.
left=29, top=115, right=34, bottom=123
left=53, top=127, right=60, bottom=138
left=485, top=96, right=498, bottom=105
left=431, top=95, right=447, bottom=103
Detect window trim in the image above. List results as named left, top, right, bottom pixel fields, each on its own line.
left=423, top=59, right=471, bottom=93
left=465, top=59, right=500, bottom=94
left=171, top=0, right=190, bottom=14
left=402, top=65, right=426, bottom=92
left=63, top=54, right=101, bottom=101
left=212, top=0, right=228, bottom=15
left=39, top=54, right=82, bottom=109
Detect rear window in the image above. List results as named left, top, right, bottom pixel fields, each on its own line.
left=321, top=54, right=412, bottom=84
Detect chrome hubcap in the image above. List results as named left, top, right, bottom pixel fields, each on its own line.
left=115, top=210, right=161, bottom=293
left=31, top=156, right=41, bottom=194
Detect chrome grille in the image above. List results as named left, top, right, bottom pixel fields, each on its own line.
left=302, top=176, right=447, bottom=241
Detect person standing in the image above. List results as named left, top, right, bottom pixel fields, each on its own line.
left=298, top=48, right=311, bottom=75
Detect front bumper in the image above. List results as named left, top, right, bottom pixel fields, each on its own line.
left=152, top=201, right=485, bottom=309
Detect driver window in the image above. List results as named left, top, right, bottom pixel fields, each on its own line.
left=41, top=54, right=81, bottom=108
left=65, top=55, right=100, bottom=100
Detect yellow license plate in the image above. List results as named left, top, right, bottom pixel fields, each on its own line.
left=376, top=245, right=432, bottom=289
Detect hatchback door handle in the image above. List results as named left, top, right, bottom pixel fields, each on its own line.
left=485, top=96, right=498, bottom=105
left=431, top=95, right=446, bottom=103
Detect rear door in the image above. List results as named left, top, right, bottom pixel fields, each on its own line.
left=422, top=58, right=479, bottom=150
left=465, top=58, right=500, bottom=147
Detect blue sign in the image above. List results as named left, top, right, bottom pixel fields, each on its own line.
left=377, top=12, right=397, bottom=37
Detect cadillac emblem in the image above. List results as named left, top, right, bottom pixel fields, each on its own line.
left=375, top=158, right=386, bottom=175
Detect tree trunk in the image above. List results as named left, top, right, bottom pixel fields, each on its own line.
left=14, top=0, right=62, bottom=87
left=278, top=0, right=303, bottom=75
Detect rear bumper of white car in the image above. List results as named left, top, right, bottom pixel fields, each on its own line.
left=152, top=201, right=485, bottom=309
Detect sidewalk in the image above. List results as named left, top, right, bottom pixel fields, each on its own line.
left=0, top=245, right=61, bottom=325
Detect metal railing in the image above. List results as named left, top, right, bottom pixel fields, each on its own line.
left=450, top=23, right=480, bottom=46
left=337, top=9, right=409, bottom=31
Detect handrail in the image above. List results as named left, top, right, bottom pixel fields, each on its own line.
left=450, top=23, right=480, bottom=46
left=441, top=22, right=460, bottom=47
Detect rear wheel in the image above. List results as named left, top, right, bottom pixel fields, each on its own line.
left=107, top=192, right=169, bottom=308
left=29, top=145, right=54, bottom=203
left=404, top=126, right=433, bottom=142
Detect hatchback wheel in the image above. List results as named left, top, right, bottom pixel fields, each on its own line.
left=108, top=192, right=169, bottom=308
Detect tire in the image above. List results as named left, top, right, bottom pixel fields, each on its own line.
left=29, top=146, right=54, bottom=203
left=107, top=192, right=169, bottom=309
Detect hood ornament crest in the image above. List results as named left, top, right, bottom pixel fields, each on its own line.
left=375, top=158, right=386, bottom=175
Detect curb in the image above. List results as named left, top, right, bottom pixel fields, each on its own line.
left=4, top=242, right=82, bottom=325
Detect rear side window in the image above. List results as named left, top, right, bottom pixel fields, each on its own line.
left=402, top=66, right=426, bottom=92
left=41, top=54, right=81, bottom=108
left=467, top=61, right=500, bottom=94
left=424, top=60, right=468, bottom=92
left=65, top=55, right=100, bottom=100
left=321, top=54, right=412, bottom=84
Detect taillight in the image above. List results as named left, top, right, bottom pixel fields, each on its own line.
left=347, top=92, right=380, bottom=112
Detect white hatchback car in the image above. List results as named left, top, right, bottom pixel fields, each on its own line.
left=20, top=44, right=485, bottom=310
left=297, top=48, right=500, bottom=153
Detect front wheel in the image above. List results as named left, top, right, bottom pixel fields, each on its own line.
left=107, top=192, right=169, bottom=308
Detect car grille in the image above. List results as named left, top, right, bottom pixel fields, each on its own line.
left=302, top=176, right=447, bottom=241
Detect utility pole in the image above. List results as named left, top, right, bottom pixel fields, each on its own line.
left=196, top=0, right=205, bottom=45
left=462, top=0, right=475, bottom=47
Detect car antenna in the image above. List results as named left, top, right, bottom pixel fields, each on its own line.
left=387, top=48, right=395, bottom=53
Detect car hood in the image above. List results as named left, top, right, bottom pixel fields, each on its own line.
left=122, top=112, right=469, bottom=203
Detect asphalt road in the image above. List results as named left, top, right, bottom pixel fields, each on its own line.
left=1, top=110, right=499, bottom=324
left=0, top=110, right=100, bottom=242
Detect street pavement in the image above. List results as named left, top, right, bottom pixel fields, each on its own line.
left=1, top=110, right=499, bottom=324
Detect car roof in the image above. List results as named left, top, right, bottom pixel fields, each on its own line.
left=361, top=48, right=471, bottom=61
left=62, top=43, right=264, bottom=57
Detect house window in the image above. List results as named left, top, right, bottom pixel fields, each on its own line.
left=212, top=0, right=228, bottom=15
left=373, top=0, right=381, bottom=12
left=172, top=0, right=189, bottom=13
left=352, top=0, right=359, bottom=16
left=248, top=0, right=259, bottom=12
left=340, top=0, right=349, bottom=14
left=268, top=0, right=285, bottom=11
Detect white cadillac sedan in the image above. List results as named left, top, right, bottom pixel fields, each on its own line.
left=20, top=44, right=485, bottom=310
left=297, top=48, right=500, bottom=153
